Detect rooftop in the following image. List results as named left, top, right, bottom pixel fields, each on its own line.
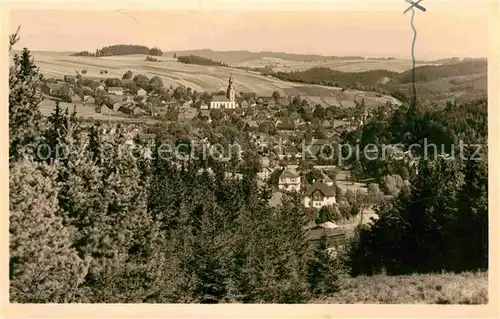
left=211, top=95, right=230, bottom=102
left=280, top=168, right=300, bottom=179
left=304, top=180, right=336, bottom=197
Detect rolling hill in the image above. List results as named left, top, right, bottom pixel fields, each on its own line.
left=163, top=49, right=436, bottom=73
left=14, top=51, right=402, bottom=109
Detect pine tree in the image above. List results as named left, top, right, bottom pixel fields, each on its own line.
left=307, top=235, right=340, bottom=296
left=9, top=159, right=89, bottom=302
left=448, top=146, right=488, bottom=270
left=9, top=46, right=45, bottom=160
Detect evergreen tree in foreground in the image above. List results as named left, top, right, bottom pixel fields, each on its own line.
left=9, top=159, right=89, bottom=302
left=308, top=235, right=341, bottom=296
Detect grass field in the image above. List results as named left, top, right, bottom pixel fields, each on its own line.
left=314, top=271, right=488, bottom=304
left=233, top=57, right=438, bottom=73
left=20, top=52, right=401, bottom=109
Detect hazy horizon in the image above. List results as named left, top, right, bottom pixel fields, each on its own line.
left=10, top=5, right=489, bottom=60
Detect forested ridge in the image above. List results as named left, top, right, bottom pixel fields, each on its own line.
left=177, top=55, right=229, bottom=67
left=267, top=60, right=487, bottom=91
left=72, top=45, right=163, bottom=57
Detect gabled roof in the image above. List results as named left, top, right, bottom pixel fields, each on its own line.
left=211, top=95, right=230, bottom=102
left=105, top=94, right=123, bottom=104
left=279, top=168, right=300, bottom=179
left=323, top=174, right=333, bottom=182
left=304, top=180, right=336, bottom=197
left=108, top=87, right=123, bottom=91
left=44, top=83, right=64, bottom=90
left=308, top=227, right=345, bottom=241
left=276, top=122, right=295, bottom=130
left=246, top=120, right=258, bottom=128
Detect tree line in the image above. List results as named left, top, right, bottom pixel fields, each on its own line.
left=267, top=60, right=487, bottom=91
left=341, top=99, right=488, bottom=275
left=71, top=45, right=163, bottom=57
left=177, top=55, right=229, bottom=67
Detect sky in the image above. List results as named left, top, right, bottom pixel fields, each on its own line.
left=9, top=2, right=490, bottom=60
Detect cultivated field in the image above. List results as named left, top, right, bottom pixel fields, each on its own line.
left=233, top=57, right=438, bottom=73
left=21, top=52, right=401, bottom=109
left=314, top=271, right=488, bottom=304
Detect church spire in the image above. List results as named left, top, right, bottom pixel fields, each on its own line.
left=227, top=74, right=235, bottom=102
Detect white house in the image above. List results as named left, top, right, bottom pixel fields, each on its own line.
left=278, top=168, right=301, bottom=192
left=82, top=95, right=95, bottom=105
left=200, top=101, right=209, bottom=109
left=137, top=88, right=147, bottom=97
left=304, top=180, right=336, bottom=209
left=210, top=75, right=236, bottom=109
left=108, top=87, right=124, bottom=95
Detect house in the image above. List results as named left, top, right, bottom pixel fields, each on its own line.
left=137, top=88, right=147, bottom=97
left=183, top=100, right=193, bottom=109
left=82, top=95, right=95, bottom=105
left=132, top=107, right=145, bottom=116
left=210, top=76, right=237, bottom=109
left=107, top=87, right=124, bottom=96
left=304, top=180, right=336, bottom=209
left=41, top=83, right=64, bottom=96
left=322, top=174, right=335, bottom=187
left=64, top=75, right=78, bottom=84
left=275, top=97, right=290, bottom=106
left=200, top=110, right=211, bottom=119
left=178, top=108, right=198, bottom=122
left=239, top=100, right=250, bottom=108
left=278, top=168, right=301, bottom=192
left=199, top=101, right=209, bottom=109
left=307, top=225, right=346, bottom=249
left=96, top=84, right=105, bottom=92
left=276, top=122, right=296, bottom=132
left=245, top=120, right=259, bottom=131
left=253, top=132, right=269, bottom=147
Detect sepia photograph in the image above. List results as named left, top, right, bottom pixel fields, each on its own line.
left=4, top=0, right=496, bottom=313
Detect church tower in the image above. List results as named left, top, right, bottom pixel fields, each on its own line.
left=226, top=74, right=235, bottom=102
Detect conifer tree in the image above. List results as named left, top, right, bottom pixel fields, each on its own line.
left=9, top=40, right=45, bottom=160
left=307, top=235, right=340, bottom=296
left=9, top=159, right=88, bottom=302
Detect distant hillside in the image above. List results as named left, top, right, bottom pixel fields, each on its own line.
left=163, top=49, right=364, bottom=64
left=272, top=67, right=400, bottom=89
left=397, top=60, right=487, bottom=83
left=268, top=60, right=487, bottom=89
left=427, top=57, right=487, bottom=65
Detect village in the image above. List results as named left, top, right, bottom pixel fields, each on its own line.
left=39, top=69, right=406, bottom=249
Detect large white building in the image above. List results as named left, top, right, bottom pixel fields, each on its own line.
left=210, top=75, right=237, bottom=109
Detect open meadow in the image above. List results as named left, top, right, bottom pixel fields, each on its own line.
left=233, top=56, right=438, bottom=73
left=20, top=51, right=401, bottom=109
left=314, top=271, right=488, bottom=304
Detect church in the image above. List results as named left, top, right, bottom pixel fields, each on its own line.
left=210, top=75, right=237, bottom=109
